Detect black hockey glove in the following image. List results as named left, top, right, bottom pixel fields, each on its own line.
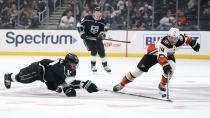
left=81, top=34, right=86, bottom=39
left=55, top=86, right=63, bottom=93
left=189, top=40, right=200, bottom=52
left=63, top=86, right=76, bottom=97
left=162, top=62, right=172, bottom=75
left=81, top=80, right=98, bottom=93
left=97, top=33, right=105, bottom=40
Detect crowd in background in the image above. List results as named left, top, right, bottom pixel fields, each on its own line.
left=1, top=0, right=210, bottom=30
left=0, top=0, right=47, bottom=29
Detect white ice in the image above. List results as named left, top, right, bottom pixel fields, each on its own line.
left=0, top=56, right=210, bottom=118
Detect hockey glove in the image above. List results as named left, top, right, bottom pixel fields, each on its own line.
left=81, top=34, right=86, bottom=39
left=162, top=62, right=172, bottom=75
left=97, top=33, right=105, bottom=40
left=189, top=40, right=200, bottom=52
left=63, top=86, right=76, bottom=97
left=55, top=86, right=63, bottom=93
left=81, top=80, right=98, bottom=93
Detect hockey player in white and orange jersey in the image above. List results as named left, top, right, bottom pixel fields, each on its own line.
left=113, top=27, right=200, bottom=95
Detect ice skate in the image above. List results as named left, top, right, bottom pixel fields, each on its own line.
left=113, top=83, right=124, bottom=92
left=158, top=82, right=166, bottom=97
left=91, top=66, right=97, bottom=72
left=4, top=73, right=12, bottom=89
left=103, top=66, right=111, bottom=72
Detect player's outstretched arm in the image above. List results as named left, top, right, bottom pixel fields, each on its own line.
left=184, top=34, right=200, bottom=52
left=189, top=40, right=200, bottom=52
left=80, top=80, right=98, bottom=93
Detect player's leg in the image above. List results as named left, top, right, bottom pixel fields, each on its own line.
left=113, top=54, right=158, bottom=92
left=4, top=62, right=43, bottom=89
left=96, top=40, right=111, bottom=72
left=90, top=48, right=98, bottom=72
left=159, top=55, right=176, bottom=94
left=84, top=40, right=98, bottom=72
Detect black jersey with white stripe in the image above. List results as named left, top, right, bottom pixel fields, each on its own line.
left=81, top=15, right=107, bottom=38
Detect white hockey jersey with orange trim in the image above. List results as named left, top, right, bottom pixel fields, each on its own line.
left=147, top=34, right=192, bottom=65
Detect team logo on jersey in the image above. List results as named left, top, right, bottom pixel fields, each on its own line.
left=90, top=25, right=99, bottom=34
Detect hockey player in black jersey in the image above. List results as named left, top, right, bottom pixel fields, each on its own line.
left=4, top=53, right=98, bottom=97
left=113, top=28, right=200, bottom=97
left=77, top=6, right=111, bottom=73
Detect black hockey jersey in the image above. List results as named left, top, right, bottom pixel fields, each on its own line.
left=39, top=59, right=76, bottom=90
left=80, top=15, right=107, bottom=38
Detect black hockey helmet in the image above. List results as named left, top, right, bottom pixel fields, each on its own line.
left=64, top=53, right=79, bottom=70
left=94, top=6, right=100, bottom=12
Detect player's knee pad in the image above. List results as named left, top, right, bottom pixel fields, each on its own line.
left=63, top=87, right=76, bottom=97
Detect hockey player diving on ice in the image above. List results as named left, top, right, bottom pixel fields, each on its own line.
left=4, top=53, right=98, bottom=97
left=113, top=27, right=200, bottom=97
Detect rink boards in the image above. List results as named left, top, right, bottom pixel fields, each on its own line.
left=0, top=30, right=209, bottom=59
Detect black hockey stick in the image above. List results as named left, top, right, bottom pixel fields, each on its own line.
left=99, top=89, right=173, bottom=102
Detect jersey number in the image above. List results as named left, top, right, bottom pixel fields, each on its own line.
left=90, top=25, right=99, bottom=34
left=159, top=47, right=165, bottom=52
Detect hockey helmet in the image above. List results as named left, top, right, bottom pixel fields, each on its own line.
left=93, top=6, right=101, bottom=20
left=167, top=27, right=180, bottom=45
left=64, top=53, right=79, bottom=70
left=94, top=6, right=101, bottom=12
left=168, top=27, right=180, bottom=38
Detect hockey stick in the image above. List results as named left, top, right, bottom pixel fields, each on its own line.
left=102, top=38, right=131, bottom=43
left=166, top=73, right=171, bottom=100
left=86, top=37, right=131, bottom=43
left=99, top=88, right=173, bottom=102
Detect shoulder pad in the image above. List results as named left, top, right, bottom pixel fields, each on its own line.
left=161, top=36, right=172, bottom=48
left=84, top=15, right=93, bottom=20
left=175, top=34, right=185, bottom=47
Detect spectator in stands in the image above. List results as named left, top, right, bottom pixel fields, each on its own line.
left=104, top=0, right=114, bottom=13
left=62, top=3, right=74, bottom=17
left=81, top=5, right=89, bottom=19
left=139, top=1, right=152, bottom=30
left=22, top=0, right=30, bottom=9
left=31, top=0, right=40, bottom=28
left=38, top=0, right=46, bottom=11
left=2, top=0, right=13, bottom=9
left=117, top=0, right=127, bottom=17
left=0, top=8, right=12, bottom=29
left=201, top=0, right=210, bottom=30
left=186, top=0, right=198, bottom=25
left=0, top=0, right=3, bottom=11
left=10, top=4, right=18, bottom=28
left=174, top=10, right=186, bottom=27
left=156, top=10, right=175, bottom=30
left=19, top=11, right=31, bottom=29
left=103, top=10, right=112, bottom=29
left=131, top=12, right=145, bottom=30
left=110, top=10, right=125, bottom=29
left=59, top=10, right=75, bottom=29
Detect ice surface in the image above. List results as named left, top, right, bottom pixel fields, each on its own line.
left=0, top=56, right=210, bottom=118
